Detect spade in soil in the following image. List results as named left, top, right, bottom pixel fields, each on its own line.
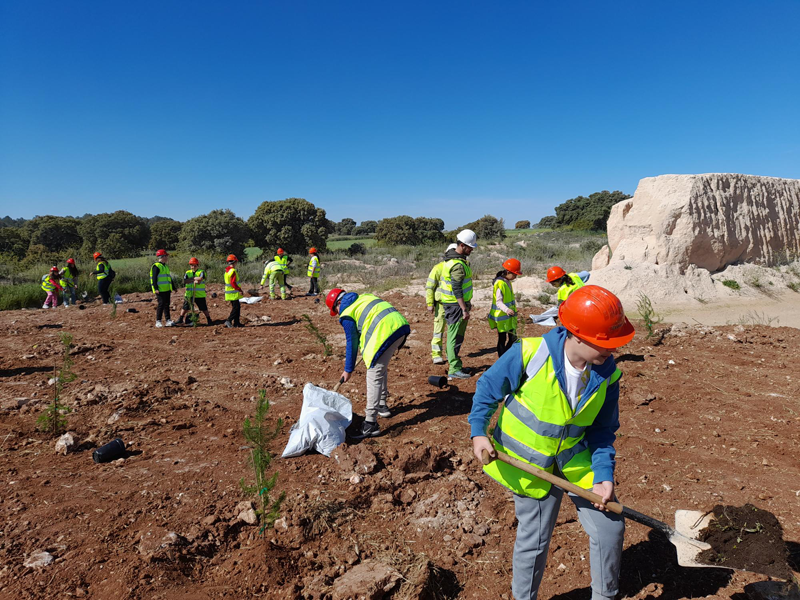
left=484, top=449, right=794, bottom=579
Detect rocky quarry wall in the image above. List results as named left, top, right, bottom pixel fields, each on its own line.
left=590, top=174, right=800, bottom=307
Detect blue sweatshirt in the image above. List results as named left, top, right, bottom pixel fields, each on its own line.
left=339, top=292, right=411, bottom=372
left=468, top=327, right=620, bottom=485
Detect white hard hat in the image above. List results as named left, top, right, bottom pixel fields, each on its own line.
left=446, top=243, right=458, bottom=252
left=456, top=229, right=477, bottom=249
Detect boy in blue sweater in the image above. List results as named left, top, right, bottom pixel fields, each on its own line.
left=469, top=285, right=635, bottom=600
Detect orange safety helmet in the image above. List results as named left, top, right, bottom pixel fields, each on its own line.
left=558, top=285, right=635, bottom=349
left=546, top=266, right=567, bottom=283
left=276, top=248, right=285, bottom=255
left=66, top=258, right=76, bottom=265
left=503, top=258, right=522, bottom=276
left=326, top=288, right=345, bottom=316
left=226, top=254, right=238, bottom=263
left=309, top=247, right=317, bottom=254
left=93, top=252, right=103, bottom=260
left=189, top=257, right=199, bottom=265
left=156, top=249, right=169, bottom=257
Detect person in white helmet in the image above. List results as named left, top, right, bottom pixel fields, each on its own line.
left=439, top=229, right=477, bottom=379
left=425, top=243, right=458, bottom=365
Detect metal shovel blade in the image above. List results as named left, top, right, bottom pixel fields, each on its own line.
left=673, top=510, right=717, bottom=568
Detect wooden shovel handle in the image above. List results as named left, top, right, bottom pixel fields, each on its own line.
left=481, top=449, right=624, bottom=515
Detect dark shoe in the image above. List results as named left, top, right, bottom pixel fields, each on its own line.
left=175, top=316, right=184, bottom=324
left=233, top=323, right=245, bottom=328
left=350, top=421, right=381, bottom=439
left=225, top=321, right=233, bottom=328
left=448, top=370, right=472, bottom=380
left=377, top=405, right=392, bottom=418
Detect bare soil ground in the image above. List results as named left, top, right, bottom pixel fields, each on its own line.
left=1, top=287, right=799, bottom=599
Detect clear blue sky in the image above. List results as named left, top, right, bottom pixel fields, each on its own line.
left=1, top=1, right=799, bottom=228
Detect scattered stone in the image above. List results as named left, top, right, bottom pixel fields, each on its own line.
left=54, top=432, right=76, bottom=455
left=349, top=474, right=362, bottom=485
left=331, top=559, right=401, bottom=600
left=279, top=376, right=295, bottom=389
left=332, top=444, right=380, bottom=474
left=24, top=550, right=54, bottom=569
left=236, top=500, right=258, bottom=525
left=107, top=410, right=123, bottom=425
left=261, top=315, right=272, bottom=322
left=273, top=358, right=283, bottom=365
left=186, top=375, right=197, bottom=385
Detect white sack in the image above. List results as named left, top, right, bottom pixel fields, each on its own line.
left=281, top=383, right=353, bottom=458
left=530, top=306, right=559, bottom=327
left=239, top=296, right=263, bottom=304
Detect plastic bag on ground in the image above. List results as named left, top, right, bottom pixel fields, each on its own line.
left=239, top=296, right=263, bottom=304
left=114, top=293, right=124, bottom=304
left=531, top=306, right=559, bottom=327
left=281, top=383, right=353, bottom=458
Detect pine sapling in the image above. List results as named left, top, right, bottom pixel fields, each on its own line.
left=636, top=293, right=663, bottom=338
left=37, top=332, right=76, bottom=436
left=301, top=313, right=332, bottom=356
left=240, top=389, right=285, bottom=533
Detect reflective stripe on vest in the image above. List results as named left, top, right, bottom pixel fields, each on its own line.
left=339, top=294, right=409, bottom=368
left=488, top=278, right=517, bottom=332
left=95, top=260, right=109, bottom=280
left=151, top=263, right=172, bottom=293
left=482, top=337, right=621, bottom=498
left=41, top=274, right=56, bottom=292
left=307, top=256, right=320, bottom=277
left=438, top=259, right=473, bottom=304
left=224, top=267, right=242, bottom=301
left=557, top=273, right=585, bottom=302
left=275, top=256, right=289, bottom=272
left=184, top=269, right=206, bottom=298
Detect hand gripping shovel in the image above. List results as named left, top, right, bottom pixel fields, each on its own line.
left=481, top=449, right=716, bottom=568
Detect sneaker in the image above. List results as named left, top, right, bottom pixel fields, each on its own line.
left=377, top=405, right=392, bottom=418
left=351, top=421, right=382, bottom=439
left=448, top=370, right=472, bottom=380
left=175, top=316, right=184, bottom=325
left=165, top=320, right=174, bottom=327
left=224, top=321, right=233, bottom=328
left=42, top=304, right=50, bottom=309
left=432, top=356, right=445, bottom=365
left=155, top=321, right=163, bottom=328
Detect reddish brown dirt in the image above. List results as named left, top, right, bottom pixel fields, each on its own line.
left=1, top=289, right=799, bottom=599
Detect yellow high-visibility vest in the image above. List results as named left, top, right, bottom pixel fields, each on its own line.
left=339, top=294, right=408, bottom=368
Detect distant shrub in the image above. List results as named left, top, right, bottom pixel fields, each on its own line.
left=460, top=215, right=506, bottom=241
left=580, top=239, right=604, bottom=255
left=535, top=216, right=557, bottom=229
left=722, top=279, right=741, bottom=290
left=514, top=220, right=531, bottom=230
left=347, top=242, right=367, bottom=256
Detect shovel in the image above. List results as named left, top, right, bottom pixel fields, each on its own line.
left=481, top=449, right=716, bottom=568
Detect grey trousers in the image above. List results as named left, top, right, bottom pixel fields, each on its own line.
left=512, top=487, right=624, bottom=600
left=364, top=336, right=405, bottom=422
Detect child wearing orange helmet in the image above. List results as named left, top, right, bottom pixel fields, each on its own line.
left=546, top=266, right=590, bottom=305
left=470, top=286, right=634, bottom=600
left=488, top=258, right=522, bottom=357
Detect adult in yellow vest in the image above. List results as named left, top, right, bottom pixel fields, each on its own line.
left=469, top=286, right=635, bottom=600
left=151, top=249, right=175, bottom=328
left=326, top=288, right=410, bottom=439
left=488, top=258, right=522, bottom=357
left=260, top=259, right=287, bottom=300
left=425, top=243, right=457, bottom=365
left=439, top=229, right=477, bottom=379
left=177, top=257, right=213, bottom=325
left=547, top=266, right=590, bottom=305
left=93, top=252, right=114, bottom=304
left=59, top=258, right=79, bottom=307
left=306, top=248, right=321, bottom=296
left=224, top=254, right=244, bottom=328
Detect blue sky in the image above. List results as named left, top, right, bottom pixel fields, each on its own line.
left=1, top=1, right=798, bottom=228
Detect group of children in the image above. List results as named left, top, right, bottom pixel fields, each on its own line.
left=41, top=259, right=80, bottom=309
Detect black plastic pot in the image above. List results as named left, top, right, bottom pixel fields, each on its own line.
left=428, top=375, right=448, bottom=388
left=92, top=438, right=126, bottom=463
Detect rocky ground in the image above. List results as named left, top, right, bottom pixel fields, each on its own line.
left=1, top=287, right=799, bottom=599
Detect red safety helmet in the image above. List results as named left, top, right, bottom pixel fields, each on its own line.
left=66, top=258, right=76, bottom=265
left=503, top=258, right=522, bottom=276
left=156, top=249, right=169, bottom=257
left=326, top=288, right=345, bottom=316
left=93, top=252, right=103, bottom=260
left=546, top=266, right=567, bottom=283
left=309, top=247, right=317, bottom=254
left=558, top=285, right=635, bottom=349
left=226, top=254, right=238, bottom=263
left=276, top=248, right=285, bottom=255
left=50, top=265, right=59, bottom=273
left=189, top=257, right=199, bottom=266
